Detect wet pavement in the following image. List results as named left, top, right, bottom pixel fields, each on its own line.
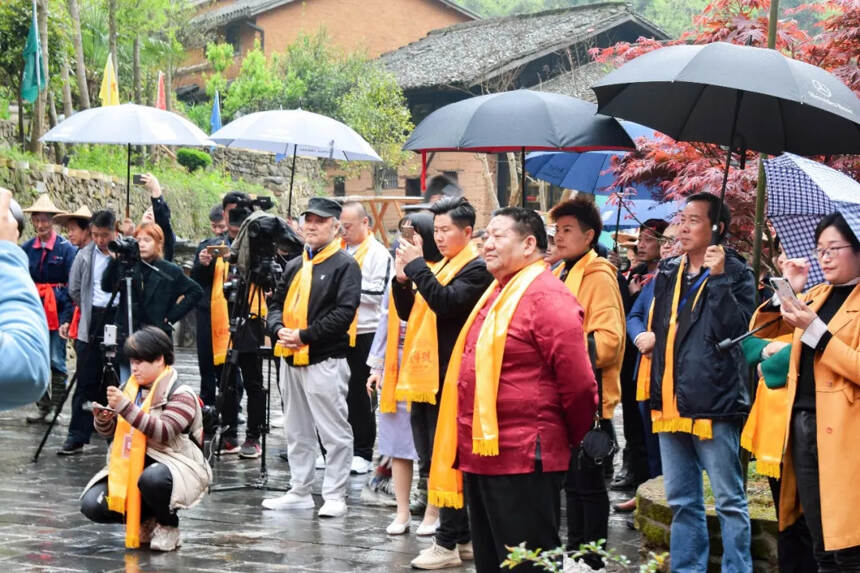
left=0, top=349, right=642, bottom=572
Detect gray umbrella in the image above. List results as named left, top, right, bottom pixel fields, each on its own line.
left=592, top=42, right=860, bottom=241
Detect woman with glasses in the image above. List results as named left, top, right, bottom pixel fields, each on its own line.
left=750, top=211, right=860, bottom=571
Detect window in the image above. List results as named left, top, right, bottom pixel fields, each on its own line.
left=377, top=167, right=399, bottom=190
left=442, top=171, right=459, bottom=183
left=405, top=178, right=421, bottom=197
left=224, top=24, right=241, bottom=55
left=333, top=176, right=345, bottom=197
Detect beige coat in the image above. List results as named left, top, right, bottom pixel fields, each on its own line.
left=752, top=283, right=860, bottom=551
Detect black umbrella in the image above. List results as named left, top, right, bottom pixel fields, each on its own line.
left=592, top=41, right=860, bottom=241
left=403, top=89, right=636, bottom=206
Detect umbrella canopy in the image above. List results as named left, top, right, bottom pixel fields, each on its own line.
left=764, top=153, right=860, bottom=288
left=599, top=197, right=683, bottom=231
left=404, top=90, right=635, bottom=153
left=41, top=103, right=212, bottom=146
left=592, top=42, right=860, bottom=157
left=209, top=109, right=382, bottom=162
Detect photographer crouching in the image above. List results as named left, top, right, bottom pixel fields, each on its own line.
left=81, top=326, right=211, bottom=551
left=101, top=222, right=203, bottom=380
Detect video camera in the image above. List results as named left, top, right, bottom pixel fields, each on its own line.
left=228, top=195, right=276, bottom=228
left=231, top=212, right=303, bottom=291
left=108, top=236, right=140, bottom=264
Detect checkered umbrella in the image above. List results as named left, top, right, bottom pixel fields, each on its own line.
left=764, top=153, right=860, bottom=288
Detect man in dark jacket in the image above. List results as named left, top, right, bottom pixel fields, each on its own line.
left=263, top=197, right=361, bottom=519
left=645, top=193, right=755, bottom=572
left=393, top=196, right=493, bottom=570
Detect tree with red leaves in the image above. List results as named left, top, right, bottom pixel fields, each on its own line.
left=589, top=0, right=859, bottom=265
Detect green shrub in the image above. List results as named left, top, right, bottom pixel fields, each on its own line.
left=0, top=97, right=9, bottom=121
left=176, top=148, right=213, bottom=172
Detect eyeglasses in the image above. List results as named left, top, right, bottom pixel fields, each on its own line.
left=811, top=245, right=854, bottom=260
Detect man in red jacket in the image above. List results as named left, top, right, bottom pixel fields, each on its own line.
left=441, top=207, right=597, bottom=572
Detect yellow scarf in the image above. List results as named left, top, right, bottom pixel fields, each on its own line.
left=107, top=367, right=171, bottom=548
left=635, top=301, right=655, bottom=401
left=380, top=288, right=404, bottom=413
left=552, top=249, right=598, bottom=296
left=347, top=234, right=374, bottom=347
left=391, top=243, right=479, bottom=405
left=211, top=256, right=230, bottom=366
left=651, top=257, right=712, bottom=439
left=740, top=333, right=792, bottom=478
left=429, top=260, right=546, bottom=509
left=274, top=240, right=342, bottom=365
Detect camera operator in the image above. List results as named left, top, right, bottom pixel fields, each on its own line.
left=21, top=195, right=78, bottom=424
left=190, top=205, right=228, bottom=407
left=0, top=187, right=50, bottom=409
left=101, top=222, right=202, bottom=380
left=57, top=210, right=120, bottom=455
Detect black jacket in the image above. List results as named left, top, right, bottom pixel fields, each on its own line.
left=102, top=257, right=203, bottom=339
left=648, top=248, right=756, bottom=418
left=268, top=246, right=361, bottom=366
left=392, top=257, right=493, bottom=385
left=151, top=196, right=175, bottom=262
left=190, top=234, right=230, bottom=309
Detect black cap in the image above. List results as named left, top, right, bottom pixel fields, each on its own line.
left=302, top=197, right=342, bottom=219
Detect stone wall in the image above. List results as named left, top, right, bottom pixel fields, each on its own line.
left=635, top=477, right=779, bottom=572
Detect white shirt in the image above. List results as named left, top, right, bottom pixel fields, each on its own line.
left=346, top=237, right=392, bottom=335
left=91, top=247, right=114, bottom=308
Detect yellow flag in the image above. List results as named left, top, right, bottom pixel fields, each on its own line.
left=99, top=55, right=119, bottom=106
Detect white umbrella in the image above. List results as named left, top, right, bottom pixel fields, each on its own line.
left=209, top=109, right=382, bottom=212
left=41, top=104, right=213, bottom=216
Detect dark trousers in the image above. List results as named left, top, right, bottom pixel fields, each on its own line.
left=565, top=450, right=609, bottom=569
left=222, top=352, right=264, bottom=441
left=791, top=411, right=860, bottom=572
left=638, top=400, right=662, bottom=478
left=67, top=337, right=114, bottom=444
left=465, top=467, right=566, bottom=573
left=81, top=459, right=178, bottom=527
left=196, top=308, right=219, bottom=406
left=768, top=476, right=816, bottom=573
left=619, top=360, right=649, bottom=483
left=345, top=333, right=376, bottom=461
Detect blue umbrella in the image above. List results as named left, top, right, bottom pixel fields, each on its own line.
left=599, top=197, right=683, bottom=231
left=764, top=153, right=860, bottom=288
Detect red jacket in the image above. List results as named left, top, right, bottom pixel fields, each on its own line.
left=454, top=269, right=598, bottom=475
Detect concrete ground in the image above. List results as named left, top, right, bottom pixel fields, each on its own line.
left=0, top=348, right=642, bottom=572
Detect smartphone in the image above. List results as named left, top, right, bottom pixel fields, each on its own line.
left=206, top=245, right=231, bottom=258
left=770, top=277, right=798, bottom=302
left=401, top=223, right=415, bottom=243
left=85, top=401, right=116, bottom=413
left=132, top=174, right=145, bottom=185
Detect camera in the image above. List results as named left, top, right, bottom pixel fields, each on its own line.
left=228, top=195, right=276, bottom=227
left=108, top=236, right=140, bottom=263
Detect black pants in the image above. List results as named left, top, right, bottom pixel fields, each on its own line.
left=81, top=459, right=178, bottom=527
left=619, top=352, right=649, bottom=484
left=345, top=333, right=376, bottom=461
left=791, top=411, right=860, bottom=572
left=767, top=476, right=817, bottom=573
left=465, top=467, right=566, bottom=573
left=565, top=450, right=609, bottom=569
left=222, top=352, right=264, bottom=441
left=196, top=307, right=219, bottom=407
left=67, top=334, right=114, bottom=445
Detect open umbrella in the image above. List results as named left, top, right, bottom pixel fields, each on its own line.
left=764, top=153, right=860, bottom=288
left=209, top=109, right=382, bottom=213
left=592, top=42, right=860, bottom=242
left=599, top=197, right=683, bottom=231
left=41, top=104, right=213, bottom=217
left=403, top=90, right=636, bottom=206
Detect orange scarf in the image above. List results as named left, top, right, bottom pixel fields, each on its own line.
left=211, top=256, right=230, bottom=366
left=347, top=234, right=374, bottom=347
left=388, top=243, right=479, bottom=406
left=107, top=367, right=171, bottom=548
left=429, top=260, right=546, bottom=508
left=274, top=240, right=342, bottom=365
left=35, top=282, right=62, bottom=330
left=635, top=301, right=655, bottom=401
left=651, top=257, right=712, bottom=439
left=552, top=249, right=598, bottom=297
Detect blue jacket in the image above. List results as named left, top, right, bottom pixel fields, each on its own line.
left=20, top=232, right=77, bottom=325
left=0, top=241, right=50, bottom=409
left=627, top=278, right=655, bottom=382
left=648, top=249, right=756, bottom=419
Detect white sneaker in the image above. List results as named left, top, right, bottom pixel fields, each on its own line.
left=261, top=491, right=315, bottom=510
left=410, top=540, right=462, bottom=569
left=149, top=524, right=181, bottom=551
left=318, top=498, right=348, bottom=518
left=315, top=454, right=326, bottom=469
left=350, top=456, right=372, bottom=474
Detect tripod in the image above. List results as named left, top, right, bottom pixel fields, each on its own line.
left=208, top=262, right=286, bottom=492
left=33, top=259, right=135, bottom=463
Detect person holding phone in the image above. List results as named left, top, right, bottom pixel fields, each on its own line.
left=749, top=212, right=860, bottom=570
left=138, top=174, right=176, bottom=262
left=81, top=326, right=210, bottom=552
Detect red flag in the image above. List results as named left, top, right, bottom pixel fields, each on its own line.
left=155, top=71, right=166, bottom=110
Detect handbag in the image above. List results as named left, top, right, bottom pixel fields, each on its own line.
left=578, top=334, right=618, bottom=466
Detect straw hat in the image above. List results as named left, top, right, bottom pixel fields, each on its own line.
left=23, top=194, right=65, bottom=215
left=53, top=205, right=93, bottom=226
